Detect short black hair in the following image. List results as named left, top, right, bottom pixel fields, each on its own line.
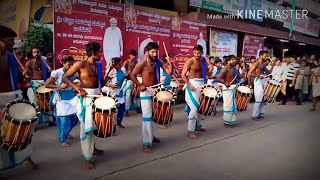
left=193, top=45, right=203, bottom=52
left=15, top=47, right=26, bottom=55
left=223, top=56, right=227, bottom=59
left=0, top=25, right=17, bottom=39
left=259, top=50, right=268, bottom=56
left=63, top=56, right=74, bottom=64
left=215, top=59, right=222, bottom=64
left=86, top=42, right=101, bottom=57
left=112, top=57, right=121, bottom=66
left=129, top=49, right=137, bottom=56
left=226, top=55, right=236, bottom=63
left=209, top=56, right=215, bottom=60
left=290, top=54, right=296, bottom=58
left=146, top=42, right=159, bottom=51
left=32, top=47, right=41, bottom=52
left=249, top=56, right=255, bottom=60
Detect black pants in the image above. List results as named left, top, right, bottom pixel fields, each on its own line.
left=21, top=88, right=29, bottom=101
left=282, top=80, right=301, bottom=105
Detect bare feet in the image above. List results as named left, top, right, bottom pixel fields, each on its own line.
left=188, top=132, right=198, bottom=139
left=85, top=160, right=95, bottom=170
left=125, top=112, right=130, bottom=117
left=309, top=108, right=316, bottom=112
left=67, top=135, right=74, bottom=139
left=196, top=128, right=206, bottom=132
left=158, top=125, right=167, bottom=129
left=26, top=158, right=39, bottom=170
left=214, top=114, right=220, bottom=117
left=136, top=109, right=142, bottom=114
left=153, top=137, right=160, bottom=143
left=252, top=117, right=259, bottom=121
left=61, top=142, right=71, bottom=147
left=93, top=148, right=104, bottom=156
left=118, top=125, right=125, bottom=128
left=224, top=124, right=234, bottom=128
left=143, top=145, right=152, bottom=153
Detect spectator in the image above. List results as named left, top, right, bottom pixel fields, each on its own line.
left=271, top=59, right=283, bottom=82
left=293, top=60, right=310, bottom=104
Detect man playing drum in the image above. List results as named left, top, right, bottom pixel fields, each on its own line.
left=217, top=55, right=245, bottom=127
left=131, top=42, right=173, bottom=153
left=25, top=47, right=54, bottom=125
left=63, top=42, right=104, bottom=170
left=181, top=45, right=213, bottom=140
left=122, top=49, right=140, bottom=115
left=248, top=50, right=275, bottom=120
left=45, top=56, right=78, bottom=148
left=0, top=25, right=39, bottom=171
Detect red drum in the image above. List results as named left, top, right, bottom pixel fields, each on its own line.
left=153, top=88, right=176, bottom=125
left=236, top=86, right=252, bottom=111
left=198, top=85, right=220, bottom=115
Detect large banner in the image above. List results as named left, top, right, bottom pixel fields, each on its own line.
left=0, top=0, right=31, bottom=40
left=209, top=28, right=238, bottom=59
left=123, top=6, right=172, bottom=62
left=54, top=0, right=124, bottom=69
left=242, top=34, right=264, bottom=60
left=171, top=17, right=207, bottom=78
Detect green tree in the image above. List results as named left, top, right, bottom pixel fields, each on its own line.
left=23, top=20, right=53, bottom=55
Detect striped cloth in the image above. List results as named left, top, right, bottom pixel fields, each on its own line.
left=286, top=62, right=300, bottom=80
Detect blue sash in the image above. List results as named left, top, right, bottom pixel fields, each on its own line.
left=116, top=69, right=126, bottom=97
left=233, top=67, right=241, bottom=84
left=59, top=72, right=76, bottom=100
left=163, top=71, right=171, bottom=88
left=96, top=62, right=103, bottom=92
left=8, top=53, right=19, bottom=91
left=263, top=64, right=269, bottom=75
left=201, top=56, right=207, bottom=84
left=155, top=59, right=160, bottom=83
left=42, top=58, right=49, bottom=81
left=134, top=59, right=138, bottom=66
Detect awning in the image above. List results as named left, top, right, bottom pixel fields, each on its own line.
left=197, top=13, right=320, bottom=46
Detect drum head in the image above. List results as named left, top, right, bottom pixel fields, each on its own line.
left=8, top=103, right=37, bottom=121
left=137, top=77, right=142, bottom=83
left=36, top=85, right=52, bottom=93
left=203, top=87, right=218, bottom=98
left=170, top=81, right=178, bottom=88
left=237, top=86, right=251, bottom=94
left=156, top=91, right=173, bottom=102
left=94, top=97, right=116, bottom=110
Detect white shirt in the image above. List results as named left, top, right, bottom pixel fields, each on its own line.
left=281, top=63, right=290, bottom=80
left=271, top=65, right=283, bottom=82
left=51, top=68, right=79, bottom=86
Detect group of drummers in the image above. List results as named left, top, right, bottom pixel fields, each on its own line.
left=1, top=25, right=283, bottom=171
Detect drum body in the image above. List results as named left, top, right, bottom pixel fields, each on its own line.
left=35, top=85, right=54, bottom=112
left=263, top=80, right=282, bottom=103
left=1, top=100, right=40, bottom=151
left=132, top=77, right=142, bottom=98
left=153, top=88, right=176, bottom=125
left=92, top=95, right=119, bottom=138
left=198, top=85, right=220, bottom=115
left=170, top=81, right=179, bottom=97
left=236, top=86, right=252, bottom=111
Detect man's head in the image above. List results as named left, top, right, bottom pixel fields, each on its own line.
left=302, top=55, right=307, bottom=61
left=47, top=52, right=53, bottom=61
left=215, top=59, right=222, bottom=69
left=259, top=50, right=268, bottom=61
left=289, top=55, right=296, bottom=63
left=62, top=56, right=75, bottom=71
left=0, top=25, right=17, bottom=51
left=111, top=57, right=122, bottom=71
left=209, top=56, right=215, bottom=65
left=110, top=18, right=118, bottom=30
left=129, top=49, right=137, bottom=60
left=297, top=57, right=301, bottom=62
left=310, top=55, right=316, bottom=61
left=199, top=32, right=203, bottom=39
left=32, top=47, right=42, bottom=60
left=15, top=48, right=26, bottom=60
left=301, top=60, right=307, bottom=67
left=146, top=42, right=159, bottom=62
left=226, top=55, right=236, bottom=66
left=249, top=56, right=256, bottom=64
left=193, top=45, right=203, bottom=60
left=275, top=59, right=281, bottom=66
left=235, top=63, right=240, bottom=70
left=86, top=42, right=101, bottom=61
left=239, top=56, right=245, bottom=62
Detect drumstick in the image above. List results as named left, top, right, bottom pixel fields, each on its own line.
left=163, top=42, right=169, bottom=59
left=229, top=74, right=238, bottom=85
left=148, top=83, right=163, bottom=88
left=13, top=50, right=27, bottom=73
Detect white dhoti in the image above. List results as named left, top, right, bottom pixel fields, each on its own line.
left=313, top=83, right=320, bottom=97
left=252, top=78, right=267, bottom=118
left=123, top=79, right=134, bottom=112
left=71, top=88, right=99, bottom=161
left=222, top=84, right=237, bottom=125
left=0, top=92, right=32, bottom=171
left=140, top=90, right=156, bottom=147
left=185, top=78, right=204, bottom=132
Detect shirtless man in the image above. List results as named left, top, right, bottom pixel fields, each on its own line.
left=25, top=47, right=53, bottom=125
left=0, top=25, right=39, bottom=171
left=122, top=49, right=140, bottom=115
left=130, top=42, right=173, bottom=153
left=248, top=50, right=275, bottom=120
left=63, top=42, right=104, bottom=170
left=181, top=45, right=213, bottom=139
left=217, top=55, right=246, bottom=127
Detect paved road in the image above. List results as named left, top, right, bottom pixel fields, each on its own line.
left=1, top=102, right=319, bottom=180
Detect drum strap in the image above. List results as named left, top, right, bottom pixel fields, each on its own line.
left=201, top=56, right=207, bottom=84
left=8, top=52, right=19, bottom=91
left=155, top=59, right=160, bottom=84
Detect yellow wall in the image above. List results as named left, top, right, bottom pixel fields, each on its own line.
left=0, top=0, right=31, bottom=40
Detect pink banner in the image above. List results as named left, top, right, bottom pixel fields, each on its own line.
left=54, top=0, right=125, bottom=69
left=242, top=34, right=264, bottom=60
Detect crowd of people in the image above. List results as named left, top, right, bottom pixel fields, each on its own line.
left=1, top=25, right=320, bottom=172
